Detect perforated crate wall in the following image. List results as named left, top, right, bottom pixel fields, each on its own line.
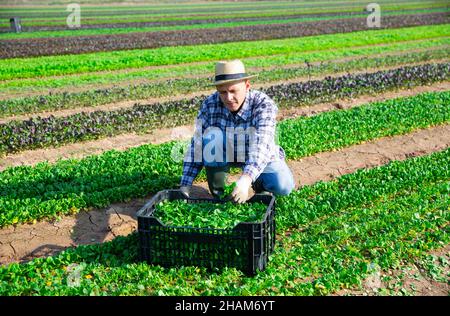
left=137, top=190, right=275, bottom=275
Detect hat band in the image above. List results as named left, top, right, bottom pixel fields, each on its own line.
left=215, top=73, right=247, bottom=82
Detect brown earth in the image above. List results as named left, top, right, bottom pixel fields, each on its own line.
left=334, top=245, right=449, bottom=296
left=0, top=81, right=448, bottom=171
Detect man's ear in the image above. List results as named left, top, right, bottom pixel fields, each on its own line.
left=245, top=80, right=251, bottom=90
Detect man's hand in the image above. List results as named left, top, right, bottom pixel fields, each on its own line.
left=231, top=174, right=252, bottom=204
left=180, top=185, right=191, bottom=198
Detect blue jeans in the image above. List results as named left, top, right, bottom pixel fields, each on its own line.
left=202, top=129, right=295, bottom=197
left=204, top=160, right=295, bottom=198
left=251, top=160, right=296, bottom=196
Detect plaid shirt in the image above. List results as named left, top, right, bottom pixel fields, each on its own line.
left=180, top=89, right=285, bottom=186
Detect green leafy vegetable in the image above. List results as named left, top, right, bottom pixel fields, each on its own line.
left=219, top=182, right=236, bottom=200
left=155, top=199, right=267, bottom=229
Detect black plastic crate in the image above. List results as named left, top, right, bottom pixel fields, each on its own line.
left=137, top=189, right=276, bottom=275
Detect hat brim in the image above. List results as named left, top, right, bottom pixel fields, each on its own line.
left=209, top=74, right=258, bottom=86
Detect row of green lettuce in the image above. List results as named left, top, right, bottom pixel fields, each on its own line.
left=1, top=63, right=448, bottom=155
left=1, top=24, right=447, bottom=80
left=0, top=147, right=448, bottom=295
left=2, top=44, right=448, bottom=117
left=0, top=89, right=448, bottom=227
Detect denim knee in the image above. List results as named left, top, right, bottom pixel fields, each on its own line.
left=259, top=169, right=295, bottom=196
left=272, top=176, right=295, bottom=196
left=258, top=160, right=295, bottom=196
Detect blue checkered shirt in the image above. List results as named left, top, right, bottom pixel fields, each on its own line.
left=180, top=89, right=285, bottom=186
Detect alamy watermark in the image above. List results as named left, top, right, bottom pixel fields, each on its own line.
left=66, top=262, right=86, bottom=287
left=366, top=3, right=381, bottom=28
left=170, top=118, right=280, bottom=167
left=66, top=3, right=81, bottom=28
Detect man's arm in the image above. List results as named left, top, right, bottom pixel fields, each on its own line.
left=243, top=96, right=278, bottom=182
left=180, top=138, right=203, bottom=186
left=232, top=95, right=278, bottom=203
left=180, top=102, right=209, bottom=187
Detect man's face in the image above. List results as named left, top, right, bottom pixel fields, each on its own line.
left=217, top=80, right=250, bottom=112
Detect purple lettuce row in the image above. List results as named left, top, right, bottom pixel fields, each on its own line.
left=0, top=62, right=448, bottom=155
left=1, top=12, right=448, bottom=59
left=264, top=63, right=450, bottom=105
left=0, top=77, right=210, bottom=118
left=0, top=5, right=370, bottom=22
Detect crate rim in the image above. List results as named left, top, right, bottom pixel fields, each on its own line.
left=136, top=189, right=275, bottom=232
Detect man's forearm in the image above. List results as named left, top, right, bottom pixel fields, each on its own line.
left=180, top=164, right=202, bottom=186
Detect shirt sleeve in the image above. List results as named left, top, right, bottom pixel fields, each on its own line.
left=243, top=94, right=278, bottom=182
left=180, top=100, right=209, bottom=186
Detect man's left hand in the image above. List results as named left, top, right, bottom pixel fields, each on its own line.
left=231, top=174, right=252, bottom=204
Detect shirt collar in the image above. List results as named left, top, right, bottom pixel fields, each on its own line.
left=217, top=90, right=252, bottom=121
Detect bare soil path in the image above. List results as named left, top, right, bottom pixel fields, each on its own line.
left=334, top=245, right=449, bottom=296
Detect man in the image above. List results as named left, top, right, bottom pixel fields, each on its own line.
left=179, top=59, right=295, bottom=203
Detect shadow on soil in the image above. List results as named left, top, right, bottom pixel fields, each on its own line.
left=69, top=184, right=213, bottom=248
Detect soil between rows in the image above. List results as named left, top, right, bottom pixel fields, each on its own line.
left=0, top=82, right=448, bottom=295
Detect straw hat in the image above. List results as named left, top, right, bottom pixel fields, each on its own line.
left=210, top=60, right=258, bottom=86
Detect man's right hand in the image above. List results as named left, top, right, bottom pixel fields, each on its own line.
left=180, top=186, right=191, bottom=198
left=231, top=174, right=252, bottom=204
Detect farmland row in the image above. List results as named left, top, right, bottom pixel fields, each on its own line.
left=2, top=24, right=447, bottom=80
left=1, top=13, right=447, bottom=59
left=3, top=36, right=448, bottom=99
left=0, top=147, right=447, bottom=295
left=2, top=82, right=446, bottom=174
left=1, top=0, right=445, bottom=28
left=1, top=63, right=447, bottom=155
left=2, top=8, right=447, bottom=39
left=268, top=180, right=449, bottom=295
left=0, top=90, right=448, bottom=227
left=3, top=7, right=447, bottom=36
left=3, top=0, right=442, bottom=10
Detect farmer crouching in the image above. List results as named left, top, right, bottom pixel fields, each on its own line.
left=179, top=59, right=295, bottom=203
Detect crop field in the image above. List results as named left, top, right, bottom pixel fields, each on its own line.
left=0, top=0, right=449, bottom=298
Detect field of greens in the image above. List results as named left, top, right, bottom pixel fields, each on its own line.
left=0, top=0, right=448, bottom=297
left=1, top=148, right=448, bottom=295
left=3, top=24, right=448, bottom=79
